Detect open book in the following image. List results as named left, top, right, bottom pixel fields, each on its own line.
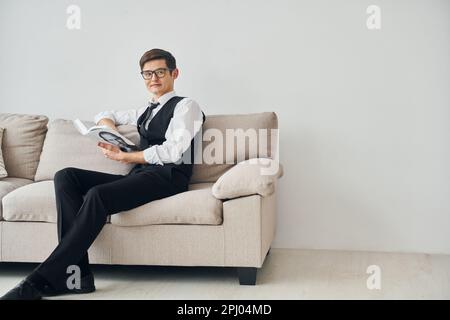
left=73, top=119, right=140, bottom=152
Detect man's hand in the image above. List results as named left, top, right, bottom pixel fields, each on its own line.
left=98, top=142, right=128, bottom=163
left=97, top=142, right=147, bottom=164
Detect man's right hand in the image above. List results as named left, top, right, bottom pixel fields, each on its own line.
left=97, top=118, right=119, bottom=131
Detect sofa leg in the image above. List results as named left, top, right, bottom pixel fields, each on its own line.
left=237, top=267, right=257, bottom=285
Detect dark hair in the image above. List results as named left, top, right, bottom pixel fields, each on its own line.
left=139, top=48, right=176, bottom=71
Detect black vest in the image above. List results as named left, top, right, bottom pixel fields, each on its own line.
left=128, top=96, right=205, bottom=183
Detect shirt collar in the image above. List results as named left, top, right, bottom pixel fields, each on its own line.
left=150, top=90, right=176, bottom=107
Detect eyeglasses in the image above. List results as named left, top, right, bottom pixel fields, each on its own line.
left=140, top=68, right=172, bottom=80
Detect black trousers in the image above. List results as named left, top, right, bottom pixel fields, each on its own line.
left=34, top=166, right=188, bottom=288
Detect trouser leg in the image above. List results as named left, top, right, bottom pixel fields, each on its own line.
left=53, top=167, right=125, bottom=277
left=36, top=170, right=181, bottom=288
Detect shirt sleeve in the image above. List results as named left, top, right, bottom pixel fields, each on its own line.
left=143, top=98, right=204, bottom=165
left=94, top=106, right=147, bottom=126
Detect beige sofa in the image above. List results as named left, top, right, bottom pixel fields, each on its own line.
left=0, top=112, right=282, bottom=285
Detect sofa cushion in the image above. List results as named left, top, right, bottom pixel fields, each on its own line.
left=110, top=182, right=223, bottom=226
left=190, top=112, right=279, bottom=183
left=0, top=177, right=34, bottom=220
left=2, top=181, right=57, bottom=223
left=3, top=181, right=222, bottom=226
left=2, top=181, right=113, bottom=224
left=0, top=113, right=49, bottom=180
left=34, top=119, right=140, bottom=181
left=212, top=158, right=284, bottom=200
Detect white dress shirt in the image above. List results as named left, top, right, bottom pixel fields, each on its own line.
left=94, top=91, right=204, bottom=165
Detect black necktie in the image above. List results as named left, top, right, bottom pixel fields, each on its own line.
left=141, top=102, right=160, bottom=131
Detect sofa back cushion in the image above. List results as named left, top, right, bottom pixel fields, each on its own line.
left=0, top=113, right=49, bottom=180
left=34, top=119, right=140, bottom=181
left=190, top=112, right=279, bottom=183
left=35, top=112, right=279, bottom=183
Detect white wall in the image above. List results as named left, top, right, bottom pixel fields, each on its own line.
left=1, top=0, right=449, bottom=254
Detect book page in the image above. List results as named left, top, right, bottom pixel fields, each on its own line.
left=73, top=119, right=139, bottom=152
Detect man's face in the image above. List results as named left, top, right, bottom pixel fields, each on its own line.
left=142, top=59, right=178, bottom=98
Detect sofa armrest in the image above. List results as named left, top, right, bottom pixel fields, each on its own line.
left=222, top=185, right=277, bottom=267
left=211, top=158, right=283, bottom=200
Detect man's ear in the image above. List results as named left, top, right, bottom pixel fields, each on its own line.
left=171, top=68, right=179, bottom=79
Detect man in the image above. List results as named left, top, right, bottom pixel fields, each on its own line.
left=1, top=48, right=205, bottom=300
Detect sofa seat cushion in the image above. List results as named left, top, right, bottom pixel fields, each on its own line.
left=2, top=181, right=112, bottom=223
left=3, top=181, right=222, bottom=226
left=2, top=181, right=58, bottom=223
left=110, top=182, right=223, bottom=227
left=0, top=177, right=34, bottom=220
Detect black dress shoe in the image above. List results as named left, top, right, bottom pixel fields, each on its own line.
left=0, top=279, right=43, bottom=300
left=40, top=273, right=96, bottom=297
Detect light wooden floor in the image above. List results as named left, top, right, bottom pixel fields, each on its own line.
left=0, top=248, right=449, bottom=299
